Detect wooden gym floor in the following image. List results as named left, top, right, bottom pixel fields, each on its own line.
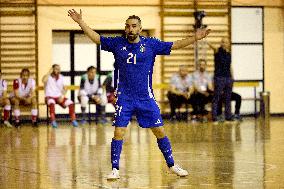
left=0, top=117, right=283, bottom=189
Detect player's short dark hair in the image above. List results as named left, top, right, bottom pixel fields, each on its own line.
left=198, top=59, right=207, bottom=64
left=126, top=15, right=142, bottom=25
left=52, top=64, right=59, bottom=68
left=21, top=68, right=30, bottom=76
left=87, top=66, right=96, bottom=72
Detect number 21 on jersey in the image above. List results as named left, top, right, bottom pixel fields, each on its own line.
left=127, top=53, right=136, bottom=64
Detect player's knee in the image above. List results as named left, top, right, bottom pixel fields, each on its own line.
left=151, top=127, right=166, bottom=139
left=47, top=99, right=56, bottom=105
left=80, top=96, right=88, bottom=107
left=114, top=127, right=126, bottom=140
left=64, top=99, right=73, bottom=107
left=79, top=90, right=87, bottom=96
left=13, top=98, right=20, bottom=106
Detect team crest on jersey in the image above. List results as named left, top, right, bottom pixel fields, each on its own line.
left=121, top=46, right=127, bottom=51
left=140, top=44, right=146, bottom=53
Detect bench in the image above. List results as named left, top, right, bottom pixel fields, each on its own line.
left=152, top=81, right=261, bottom=118
left=233, top=81, right=260, bottom=117
left=37, top=85, right=102, bottom=124
left=37, top=85, right=79, bottom=124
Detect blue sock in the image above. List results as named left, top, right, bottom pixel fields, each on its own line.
left=157, top=136, right=175, bottom=167
left=111, top=138, right=123, bottom=170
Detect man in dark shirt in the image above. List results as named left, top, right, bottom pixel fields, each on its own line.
left=208, top=38, right=233, bottom=123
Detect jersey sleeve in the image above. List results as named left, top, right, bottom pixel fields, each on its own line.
left=100, top=36, right=118, bottom=52
left=31, top=79, right=36, bottom=90
left=60, top=74, right=66, bottom=87
left=207, top=73, right=213, bottom=84
left=170, top=75, right=178, bottom=88
left=150, top=37, right=173, bottom=55
left=13, top=79, right=19, bottom=90
left=187, top=74, right=193, bottom=87
left=2, top=80, right=7, bottom=91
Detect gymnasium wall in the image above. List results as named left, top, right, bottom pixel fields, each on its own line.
left=264, top=8, right=284, bottom=114
left=37, top=1, right=284, bottom=115
left=37, top=6, right=161, bottom=116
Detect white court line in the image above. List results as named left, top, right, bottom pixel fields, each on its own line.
left=200, top=183, right=213, bottom=186
left=221, top=172, right=231, bottom=175
left=156, top=186, right=171, bottom=188
left=264, top=180, right=275, bottom=183
left=241, top=181, right=254, bottom=184
left=92, top=184, right=112, bottom=189
left=156, top=185, right=193, bottom=188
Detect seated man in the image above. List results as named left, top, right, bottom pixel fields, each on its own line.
left=78, top=66, right=107, bottom=124
left=217, top=91, right=242, bottom=121
left=10, top=68, right=38, bottom=127
left=191, top=59, right=214, bottom=121
left=42, top=64, right=78, bottom=128
left=167, top=65, right=194, bottom=120
left=0, top=70, right=12, bottom=127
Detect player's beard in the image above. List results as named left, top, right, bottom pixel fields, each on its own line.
left=126, top=33, right=139, bottom=42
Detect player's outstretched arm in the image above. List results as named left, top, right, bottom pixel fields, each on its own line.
left=171, top=28, right=210, bottom=50
left=68, top=9, right=101, bottom=45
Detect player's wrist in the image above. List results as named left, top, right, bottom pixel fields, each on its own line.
left=77, top=19, right=84, bottom=25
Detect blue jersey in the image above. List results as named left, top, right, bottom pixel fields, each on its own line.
left=100, top=36, right=173, bottom=100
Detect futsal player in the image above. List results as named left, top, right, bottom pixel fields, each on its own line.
left=68, top=9, right=210, bottom=179
left=78, top=66, right=108, bottom=124
left=0, top=70, right=12, bottom=127
left=10, top=68, right=38, bottom=127
left=42, top=64, right=78, bottom=128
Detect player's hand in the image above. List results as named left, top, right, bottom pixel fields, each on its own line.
left=182, top=93, right=188, bottom=99
left=68, top=9, right=82, bottom=23
left=186, top=93, right=191, bottom=99
left=92, top=95, right=101, bottom=104
left=48, top=67, right=53, bottom=74
left=58, top=96, right=64, bottom=103
left=195, top=28, right=211, bottom=41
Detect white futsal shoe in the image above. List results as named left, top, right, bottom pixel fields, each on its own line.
left=107, top=168, right=120, bottom=180
left=170, top=164, right=189, bottom=177
left=4, top=121, right=12, bottom=128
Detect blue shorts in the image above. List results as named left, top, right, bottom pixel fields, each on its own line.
left=112, top=97, right=164, bottom=128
